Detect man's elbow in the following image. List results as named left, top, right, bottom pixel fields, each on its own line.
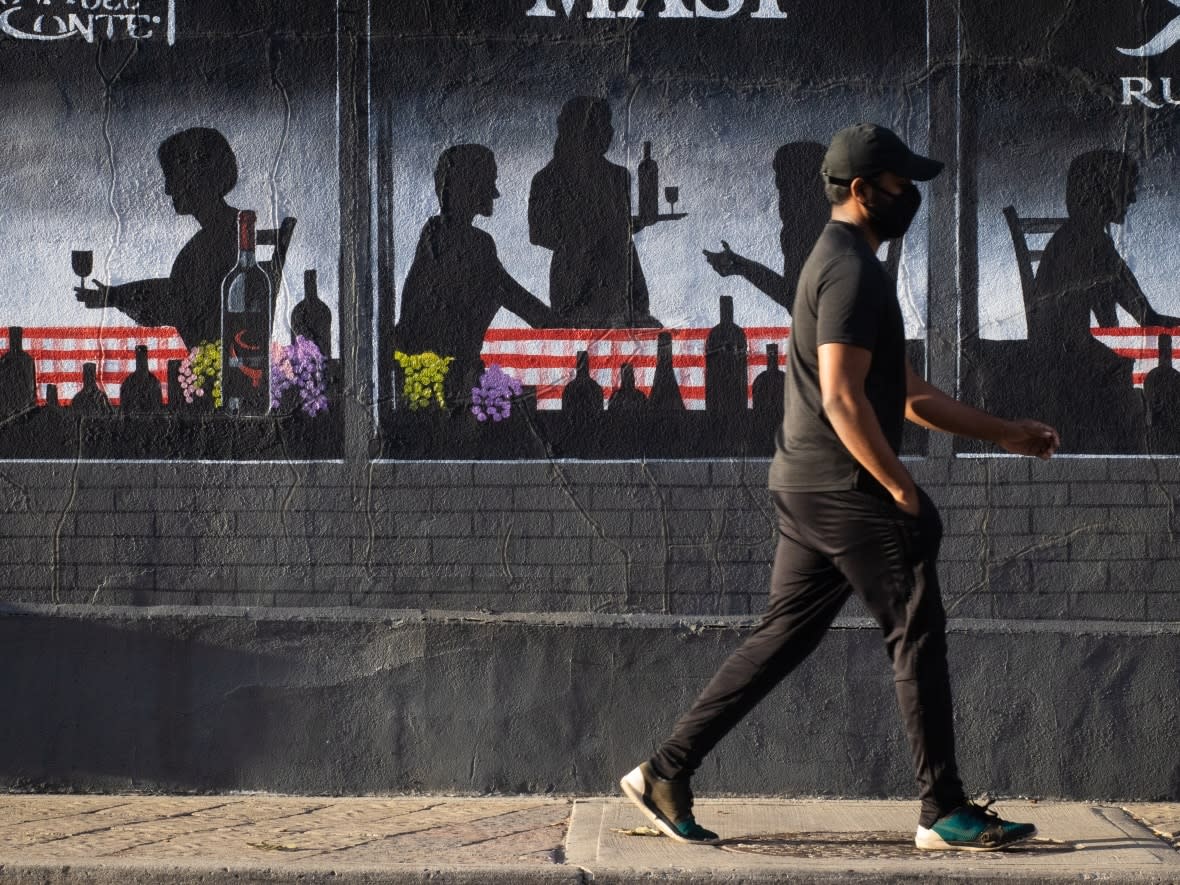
left=821, top=390, right=860, bottom=422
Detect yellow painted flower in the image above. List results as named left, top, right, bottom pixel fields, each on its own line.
left=394, top=350, right=455, bottom=410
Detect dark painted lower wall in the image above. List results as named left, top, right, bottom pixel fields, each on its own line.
left=3, top=605, right=1176, bottom=800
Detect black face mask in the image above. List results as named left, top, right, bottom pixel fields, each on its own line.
left=864, top=180, right=921, bottom=240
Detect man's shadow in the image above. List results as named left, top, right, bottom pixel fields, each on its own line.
left=714, top=830, right=1082, bottom=856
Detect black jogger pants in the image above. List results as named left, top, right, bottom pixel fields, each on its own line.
left=650, top=486, right=967, bottom=828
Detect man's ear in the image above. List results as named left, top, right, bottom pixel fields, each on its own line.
left=849, top=176, right=873, bottom=204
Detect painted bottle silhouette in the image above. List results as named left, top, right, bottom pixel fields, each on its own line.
left=292, top=268, right=332, bottom=358
left=36, top=383, right=73, bottom=453
left=72, top=362, right=112, bottom=413
left=221, top=209, right=272, bottom=416
left=120, top=345, right=163, bottom=414
left=606, top=360, right=647, bottom=457
left=44, top=384, right=62, bottom=411
left=0, top=326, right=37, bottom=418
left=751, top=343, right=785, bottom=422
left=166, top=359, right=184, bottom=410
left=1145, top=333, right=1180, bottom=452
left=649, top=331, right=685, bottom=410
left=609, top=362, right=647, bottom=411
left=638, top=141, right=659, bottom=224
left=562, top=350, right=604, bottom=417
left=704, top=295, right=748, bottom=415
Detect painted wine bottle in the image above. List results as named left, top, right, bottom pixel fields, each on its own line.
left=291, top=268, right=332, bottom=357
left=561, top=350, right=604, bottom=417
left=638, top=141, right=659, bottom=224
left=0, top=326, right=37, bottom=418
left=220, top=210, right=272, bottom=416
left=120, top=344, right=163, bottom=414
left=649, top=331, right=685, bottom=410
left=751, top=343, right=785, bottom=420
left=704, top=295, right=748, bottom=415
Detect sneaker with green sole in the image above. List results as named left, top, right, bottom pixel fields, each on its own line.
left=619, top=762, right=720, bottom=844
left=915, top=800, right=1037, bottom=851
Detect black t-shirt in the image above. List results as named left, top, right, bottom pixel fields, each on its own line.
left=768, top=221, right=907, bottom=492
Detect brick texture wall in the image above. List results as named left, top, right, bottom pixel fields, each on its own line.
left=3, top=455, right=1177, bottom=620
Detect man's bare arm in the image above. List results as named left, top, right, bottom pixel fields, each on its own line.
left=819, top=342, right=920, bottom=514
left=904, top=363, right=1059, bottom=458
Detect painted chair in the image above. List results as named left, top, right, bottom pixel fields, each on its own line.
left=999, top=205, right=1145, bottom=451
left=257, top=216, right=297, bottom=317
left=962, top=207, right=1067, bottom=436
left=1001, top=204, right=1065, bottom=328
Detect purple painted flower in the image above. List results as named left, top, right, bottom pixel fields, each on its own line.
left=271, top=335, right=328, bottom=416
left=471, top=364, right=522, bottom=423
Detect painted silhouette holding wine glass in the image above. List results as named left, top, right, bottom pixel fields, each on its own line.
left=75, top=127, right=241, bottom=350
left=702, top=142, right=829, bottom=316
left=1025, top=149, right=1180, bottom=451
left=529, top=96, right=662, bottom=329
left=395, top=144, right=560, bottom=407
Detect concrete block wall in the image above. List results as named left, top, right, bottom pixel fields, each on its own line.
left=3, top=455, right=1178, bottom=620
left=3, top=606, right=1177, bottom=798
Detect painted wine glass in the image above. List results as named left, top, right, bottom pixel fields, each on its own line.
left=665, top=186, right=680, bottom=215
left=71, top=249, right=93, bottom=289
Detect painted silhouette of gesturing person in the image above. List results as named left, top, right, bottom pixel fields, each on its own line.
left=702, top=142, right=829, bottom=317
left=529, top=97, right=661, bottom=329
left=395, top=144, right=559, bottom=405
left=76, top=128, right=241, bottom=351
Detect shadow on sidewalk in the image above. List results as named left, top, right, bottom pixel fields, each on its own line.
left=716, top=831, right=1082, bottom=859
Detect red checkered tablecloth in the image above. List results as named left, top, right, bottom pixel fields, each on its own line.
left=3, top=324, right=1171, bottom=409
left=0, top=327, right=187, bottom=406
left=479, top=326, right=792, bottom=410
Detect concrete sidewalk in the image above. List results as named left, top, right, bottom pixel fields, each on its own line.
left=0, top=794, right=1176, bottom=883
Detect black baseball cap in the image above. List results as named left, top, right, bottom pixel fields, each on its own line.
left=821, top=123, right=943, bottom=183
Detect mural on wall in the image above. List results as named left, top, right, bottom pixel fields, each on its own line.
left=960, top=0, right=1180, bottom=454
left=372, top=0, right=932, bottom=460
left=0, top=0, right=342, bottom=460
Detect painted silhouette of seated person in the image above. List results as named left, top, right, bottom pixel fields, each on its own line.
left=395, top=144, right=560, bottom=407
left=1027, top=149, right=1180, bottom=450
left=702, top=142, right=829, bottom=317
left=75, top=128, right=243, bottom=352
left=529, top=97, right=661, bottom=329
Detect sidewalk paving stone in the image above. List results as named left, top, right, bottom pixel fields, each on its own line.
left=569, top=798, right=1180, bottom=883
left=1125, top=803, right=1180, bottom=849
left=0, top=795, right=570, bottom=877
left=0, top=794, right=1176, bottom=884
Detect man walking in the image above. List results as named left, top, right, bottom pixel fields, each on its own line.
left=620, top=123, right=1060, bottom=852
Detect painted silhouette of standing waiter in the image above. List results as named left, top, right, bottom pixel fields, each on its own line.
left=529, top=97, right=661, bottom=328
left=76, top=128, right=241, bottom=351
